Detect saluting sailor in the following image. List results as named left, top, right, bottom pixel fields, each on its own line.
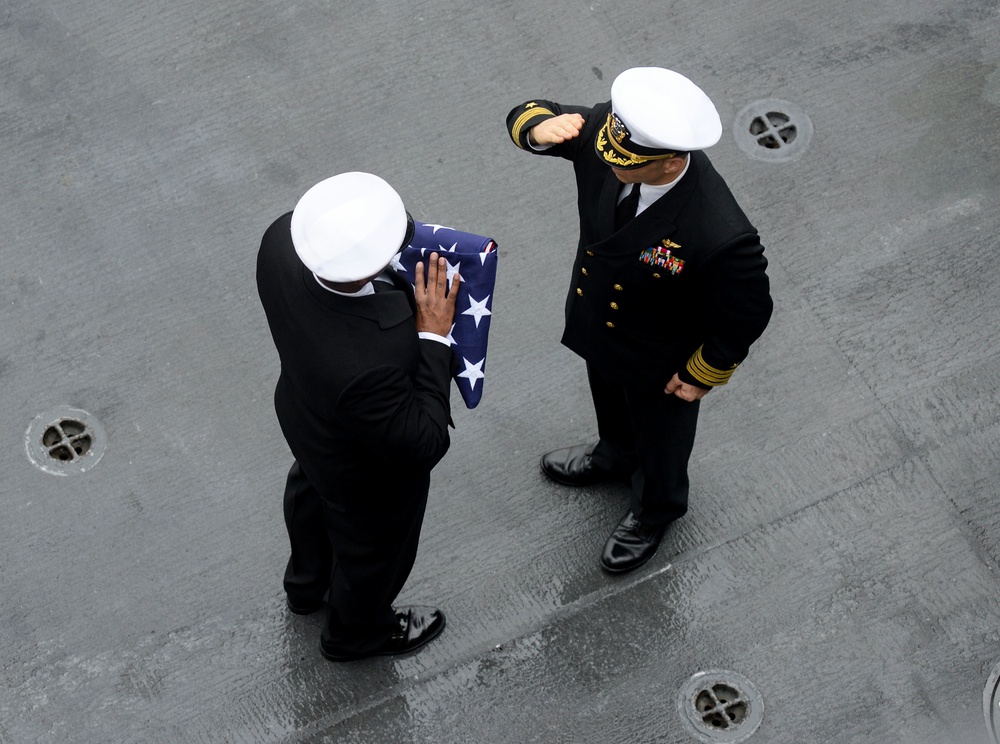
left=506, top=67, right=773, bottom=573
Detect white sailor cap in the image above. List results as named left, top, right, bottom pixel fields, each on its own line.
left=595, top=67, right=722, bottom=169
left=290, top=172, right=413, bottom=282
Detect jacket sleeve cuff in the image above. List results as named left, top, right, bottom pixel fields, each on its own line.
left=682, top=346, right=739, bottom=388
left=508, top=103, right=557, bottom=149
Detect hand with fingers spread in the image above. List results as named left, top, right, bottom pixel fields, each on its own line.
left=529, top=113, right=586, bottom=146
left=414, top=252, right=461, bottom=337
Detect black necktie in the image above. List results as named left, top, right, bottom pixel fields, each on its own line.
left=615, top=185, right=641, bottom=229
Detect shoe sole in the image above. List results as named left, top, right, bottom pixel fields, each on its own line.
left=600, top=547, right=659, bottom=574
left=287, top=599, right=324, bottom=615
left=320, top=615, right=447, bottom=662
left=539, top=461, right=619, bottom=488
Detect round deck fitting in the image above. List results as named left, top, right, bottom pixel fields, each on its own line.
left=25, top=406, right=107, bottom=476
left=678, top=669, right=764, bottom=742
left=984, top=660, right=1000, bottom=742
left=733, top=99, right=813, bottom=162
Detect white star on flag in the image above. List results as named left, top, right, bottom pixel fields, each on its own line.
left=423, top=223, right=452, bottom=234
left=396, top=219, right=497, bottom=409
left=390, top=254, right=406, bottom=272
left=456, top=357, right=485, bottom=390
left=462, top=294, right=492, bottom=327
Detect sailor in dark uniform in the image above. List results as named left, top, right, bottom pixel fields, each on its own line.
left=256, top=172, right=459, bottom=660
left=506, top=67, right=773, bottom=573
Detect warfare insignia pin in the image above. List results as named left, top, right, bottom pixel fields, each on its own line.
left=661, top=238, right=682, bottom=250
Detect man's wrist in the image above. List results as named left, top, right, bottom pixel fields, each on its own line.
left=418, top=331, right=451, bottom=347
left=527, top=128, right=554, bottom=151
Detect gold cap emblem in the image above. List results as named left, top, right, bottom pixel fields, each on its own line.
left=609, top=113, right=629, bottom=144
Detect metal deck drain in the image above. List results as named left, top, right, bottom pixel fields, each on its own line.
left=984, top=661, right=1000, bottom=742
left=25, top=406, right=107, bottom=476
left=678, top=670, right=763, bottom=742
left=733, top=99, right=812, bottom=162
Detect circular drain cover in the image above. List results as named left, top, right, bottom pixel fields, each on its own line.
left=25, top=406, right=107, bottom=476
left=678, top=670, right=763, bottom=742
left=984, top=661, right=1000, bottom=742
left=733, top=99, right=813, bottom=162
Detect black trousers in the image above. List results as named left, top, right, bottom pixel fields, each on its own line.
left=282, top=460, right=429, bottom=654
left=586, top=363, right=700, bottom=526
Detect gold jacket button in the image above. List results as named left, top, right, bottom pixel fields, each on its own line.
left=613, top=284, right=623, bottom=291
left=581, top=267, right=589, bottom=276
left=652, top=273, right=661, bottom=279
left=610, top=302, right=619, bottom=310
left=585, top=250, right=594, bottom=256
left=606, top=321, right=615, bottom=328
left=576, top=288, right=583, bottom=296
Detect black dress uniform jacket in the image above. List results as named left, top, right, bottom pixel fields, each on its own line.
left=256, top=212, right=453, bottom=651
left=507, top=100, right=773, bottom=390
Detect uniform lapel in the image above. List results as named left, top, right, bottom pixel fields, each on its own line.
left=596, top=155, right=702, bottom=254
left=598, top=170, right=621, bottom=238
left=385, top=268, right=418, bottom=315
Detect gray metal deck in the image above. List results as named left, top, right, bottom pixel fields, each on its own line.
left=3, top=1, right=999, bottom=741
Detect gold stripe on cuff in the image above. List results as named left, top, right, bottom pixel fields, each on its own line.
left=511, top=107, right=555, bottom=147
left=685, top=346, right=738, bottom=386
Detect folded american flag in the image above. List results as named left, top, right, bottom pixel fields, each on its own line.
left=392, top=221, right=498, bottom=409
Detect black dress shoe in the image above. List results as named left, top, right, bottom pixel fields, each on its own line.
left=319, top=606, right=446, bottom=662
left=540, top=443, right=617, bottom=486
left=600, top=511, right=670, bottom=574
left=286, top=595, right=325, bottom=615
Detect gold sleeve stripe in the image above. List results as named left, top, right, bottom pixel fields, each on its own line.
left=511, top=107, right=556, bottom=147
left=685, top=346, right=739, bottom=386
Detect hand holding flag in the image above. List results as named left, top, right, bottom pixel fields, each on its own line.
left=392, top=221, right=498, bottom=409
